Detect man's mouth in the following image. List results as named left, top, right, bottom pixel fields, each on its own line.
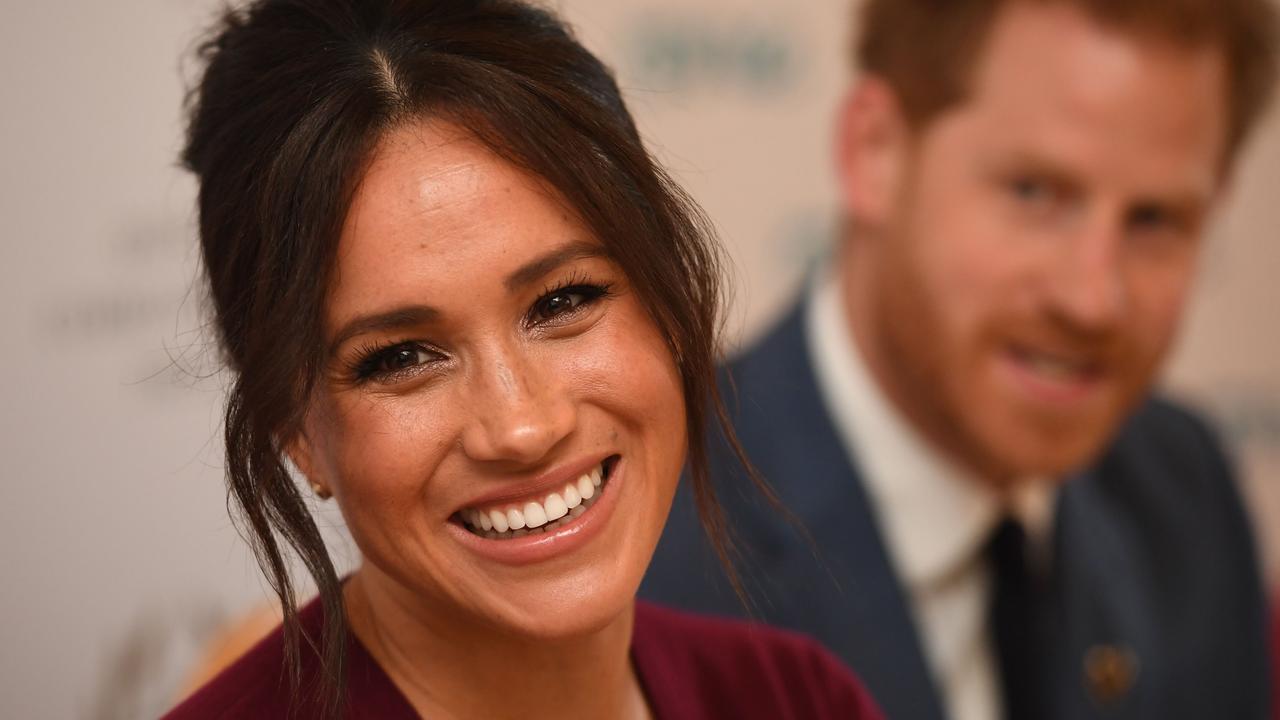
left=1007, top=344, right=1103, bottom=383
left=454, top=456, right=618, bottom=540
left=1000, top=341, right=1111, bottom=407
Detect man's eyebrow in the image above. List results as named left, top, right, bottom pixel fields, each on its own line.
left=504, top=240, right=606, bottom=292
left=1133, top=186, right=1212, bottom=214
left=995, top=153, right=1082, bottom=186
left=329, top=305, right=439, bottom=357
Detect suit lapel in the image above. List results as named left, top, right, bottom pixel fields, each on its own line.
left=723, top=302, right=947, bottom=720
left=1044, top=471, right=1154, bottom=720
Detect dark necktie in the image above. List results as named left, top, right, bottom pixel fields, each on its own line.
left=988, top=517, right=1040, bottom=720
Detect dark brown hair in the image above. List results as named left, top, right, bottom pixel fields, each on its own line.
left=182, top=0, right=765, bottom=715
left=856, top=0, right=1280, bottom=161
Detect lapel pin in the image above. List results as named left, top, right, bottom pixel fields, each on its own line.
left=1083, top=644, right=1139, bottom=706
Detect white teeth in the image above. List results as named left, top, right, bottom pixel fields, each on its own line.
left=462, top=461, right=611, bottom=538
left=563, top=482, right=581, bottom=509
left=506, top=507, right=526, bottom=530
left=544, top=492, right=568, bottom=521
left=523, top=501, right=548, bottom=528
left=489, top=509, right=509, bottom=533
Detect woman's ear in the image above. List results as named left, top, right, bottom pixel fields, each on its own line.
left=285, top=430, right=332, bottom=500
left=835, top=76, right=912, bottom=228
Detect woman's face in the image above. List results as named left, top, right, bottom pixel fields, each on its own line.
left=293, top=120, right=687, bottom=639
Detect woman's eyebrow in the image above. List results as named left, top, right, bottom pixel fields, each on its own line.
left=329, top=305, right=439, bottom=357
left=328, top=242, right=605, bottom=356
left=504, top=240, right=605, bottom=291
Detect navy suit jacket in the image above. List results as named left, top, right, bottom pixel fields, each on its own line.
left=641, top=301, right=1270, bottom=720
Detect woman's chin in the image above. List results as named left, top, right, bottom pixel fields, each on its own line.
left=474, top=576, right=639, bottom=641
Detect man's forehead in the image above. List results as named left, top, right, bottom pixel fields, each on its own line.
left=969, top=2, right=1226, bottom=106
left=950, top=1, right=1229, bottom=189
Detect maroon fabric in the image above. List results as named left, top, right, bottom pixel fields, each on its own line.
left=164, top=597, right=881, bottom=719
left=1272, top=598, right=1279, bottom=720
left=162, top=596, right=414, bottom=720
left=630, top=602, right=883, bottom=720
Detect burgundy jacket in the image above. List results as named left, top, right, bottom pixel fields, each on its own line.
left=164, top=596, right=882, bottom=719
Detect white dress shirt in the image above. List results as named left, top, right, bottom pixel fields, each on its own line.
left=803, top=268, right=1055, bottom=720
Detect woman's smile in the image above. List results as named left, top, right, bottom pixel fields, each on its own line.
left=449, top=454, right=625, bottom=565
left=455, top=454, right=613, bottom=538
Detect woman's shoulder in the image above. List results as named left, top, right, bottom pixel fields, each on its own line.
left=161, top=596, right=415, bottom=720
left=632, top=601, right=883, bottom=720
left=160, top=613, right=298, bottom=720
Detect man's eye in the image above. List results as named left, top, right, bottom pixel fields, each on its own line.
left=1129, top=204, right=1174, bottom=231
left=1010, top=177, right=1052, bottom=204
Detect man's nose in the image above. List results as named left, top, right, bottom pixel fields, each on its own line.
left=1044, top=217, right=1128, bottom=334
left=459, top=345, right=576, bottom=466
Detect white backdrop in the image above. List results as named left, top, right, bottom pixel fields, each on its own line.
left=1, top=1, right=1276, bottom=717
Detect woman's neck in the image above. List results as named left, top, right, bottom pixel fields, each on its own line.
left=343, top=569, right=651, bottom=720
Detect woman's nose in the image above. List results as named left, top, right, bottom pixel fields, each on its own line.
left=459, top=348, right=576, bottom=465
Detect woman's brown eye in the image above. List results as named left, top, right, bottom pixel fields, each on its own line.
left=539, top=292, right=583, bottom=318
left=382, top=347, right=425, bottom=371
left=352, top=342, right=440, bottom=382
left=531, top=283, right=610, bottom=324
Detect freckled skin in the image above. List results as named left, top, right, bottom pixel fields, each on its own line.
left=839, top=3, right=1229, bottom=483
left=292, top=119, right=688, bottom=648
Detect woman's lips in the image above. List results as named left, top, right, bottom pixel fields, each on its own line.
left=447, top=455, right=623, bottom=565
left=459, top=460, right=607, bottom=537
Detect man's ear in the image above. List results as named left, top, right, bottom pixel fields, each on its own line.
left=835, top=76, right=912, bottom=228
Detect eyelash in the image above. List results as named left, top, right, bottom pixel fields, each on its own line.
left=526, top=272, right=614, bottom=327
left=346, top=339, right=443, bottom=385
left=345, top=273, right=615, bottom=385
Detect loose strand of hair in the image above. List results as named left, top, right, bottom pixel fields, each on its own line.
left=225, top=387, right=348, bottom=719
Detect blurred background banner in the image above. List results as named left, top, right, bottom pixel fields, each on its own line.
left=1, top=1, right=1275, bottom=717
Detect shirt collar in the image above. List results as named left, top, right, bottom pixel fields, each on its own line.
left=803, top=267, right=1055, bottom=588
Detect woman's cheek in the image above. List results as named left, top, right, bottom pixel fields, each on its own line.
left=329, top=390, right=454, bottom=500
left=574, top=312, right=682, bottom=420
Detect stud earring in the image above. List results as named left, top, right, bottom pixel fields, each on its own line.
left=311, top=482, right=332, bottom=500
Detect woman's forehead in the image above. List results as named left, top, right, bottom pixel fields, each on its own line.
left=328, top=121, right=602, bottom=324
